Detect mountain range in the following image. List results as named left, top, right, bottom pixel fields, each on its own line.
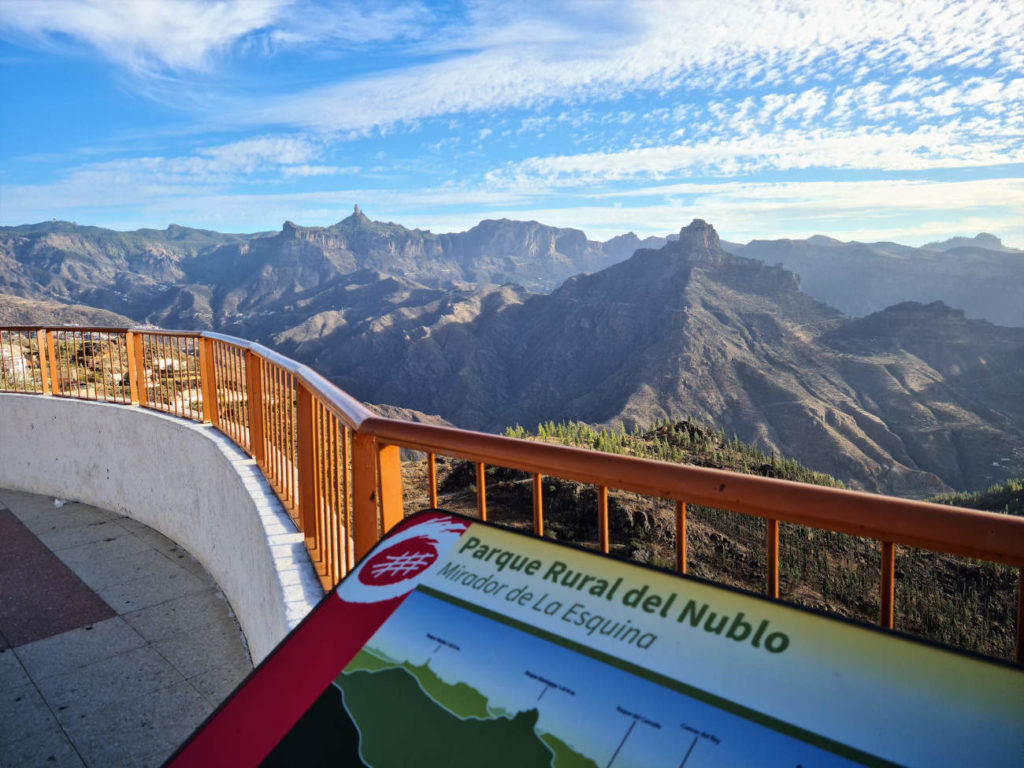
left=728, top=232, right=1023, bottom=327
left=1, top=211, right=1022, bottom=496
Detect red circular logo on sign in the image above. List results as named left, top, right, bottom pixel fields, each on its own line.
left=358, top=536, right=438, bottom=587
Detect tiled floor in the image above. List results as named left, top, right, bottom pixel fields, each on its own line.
left=0, top=489, right=254, bottom=767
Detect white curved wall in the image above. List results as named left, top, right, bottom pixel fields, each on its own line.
left=0, top=393, right=323, bottom=663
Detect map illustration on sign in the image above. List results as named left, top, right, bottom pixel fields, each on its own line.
left=316, top=587, right=864, bottom=767
left=170, top=511, right=1024, bottom=768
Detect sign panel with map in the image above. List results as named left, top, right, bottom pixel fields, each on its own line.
left=167, top=510, right=1024, bottom=767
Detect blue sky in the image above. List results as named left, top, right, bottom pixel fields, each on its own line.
left=1, top=0, right=1021, bottom=245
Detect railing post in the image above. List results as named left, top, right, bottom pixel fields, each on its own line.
left=45, top=330, right=60, bottom=396
left=427, top=452, right=438, bottom=508
left=125, top=331, right=139, bottom=405
left=351, top=431, right=380, bottom=560
left=675, top=501, right=687, bottom=573
left=378, top=443, right=404, bottom=534
left=1016, top=567, right=1023, bottom=665
left=35, top=329, right=50, bottom=395
left=533, top=473, right=543, bottom=536
left=132, top=332, right=148, bottom=407
left=244, top=350, right=264, bottom=464
left=296, top=383, right=317, bottom=544
left=880, top=541, right=895, bottom=629
left=198, top=336, right=218, bottom=426
left=475, top=462, right=487, bottom=521
left=598, top=485, right=609, bottom=553
left=767, top=518, right=780, bottom=598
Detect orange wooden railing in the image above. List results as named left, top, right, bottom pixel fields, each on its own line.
left=3, top=325, right=1023, bottom=663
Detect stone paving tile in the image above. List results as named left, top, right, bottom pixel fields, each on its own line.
left=2, top=489, right=254, bottom=767
left=0, top=723, right=86, bottom=768
left=186, top=654, right=253, bottom=709
left=161, top=545, right=212, bottom=579
left=122, top=589, right=229, bottom=642
left=35, top=517, right=130, bottom=553
left=48, top=526, right=149, bottom=568
left=39, top=645, right=186, bottom=724
left=15, top=617, right=146, bottom=682
left=61, top=543, right=200, bottom=596
left=110, top=522, right=215, bottom=579
left=60, top=680, right=211, bottom=768
left=15, top=502, right=119, bottom=538
left=0, top=489, right=80, bottom=522
left=0, top=681, right=59, bottom=746
left=112, top=517, right=181, bottom=554
left=94, top=566, right=209, bottom=614
left=0, top=647, right=31, bottom=690
left=153, top=617, right=249, bottom=680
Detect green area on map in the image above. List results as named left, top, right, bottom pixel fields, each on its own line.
left=336, top=647, right=597, bottom=768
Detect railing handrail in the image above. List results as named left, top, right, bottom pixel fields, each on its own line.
left=203, top=331, right=375, bottom=429
left=366, top=416, right=1024, bottom=567
left=3, top=323, right=1022, bottom=662
left=6, top=323, right=1024, bottom=562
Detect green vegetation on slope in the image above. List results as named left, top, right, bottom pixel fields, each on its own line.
left=931, top=477, right=1024, bottom=517
left=505, top=417, right=845, bottom=488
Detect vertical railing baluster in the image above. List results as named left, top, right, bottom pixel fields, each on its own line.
left=880, top=541, right=895, bottom=629
left=96, top=334, right=107, bottom=402
left=290, top=375, right=298, bottom=505
left=71, top=332, right=81, bottom=400
left=533, top=473, right=543, bottom=536
left=767, top=518, right=780, bottom=598
left=342, top=424, right=352, bottom=571
left=46, top=331, right=59, bottom=399
left=476, top=462, right=487, bottom=521
left=35, top=329, right=50, bottom=395
left=316, top=402, right=327, bottom=571
left=598, top=485, right=609, bottom=553
left=4, top=331, right=17, bottom=392
left=133, top=332, right=147, bottom=407
left=296, top=382, right=316, bottom=552
left=427, top=452, right=438, bottom=508
left=328, top=412, right=339, bottom=583
left=199, top=337, right=217, bottom=425
left=675, top=500, right=687, bottom=574
left=245, top=349, right=264, bottom=466
left=1016, top=568, right=1023, bottom=665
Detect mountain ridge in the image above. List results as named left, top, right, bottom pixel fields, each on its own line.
left=2, top=214, right=1022, bottom=495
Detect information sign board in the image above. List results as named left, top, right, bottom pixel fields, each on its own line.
left=167, top=510, right=1024, bottom=767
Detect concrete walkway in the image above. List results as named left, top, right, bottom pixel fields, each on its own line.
left=0, top=489, right=253, bottom=767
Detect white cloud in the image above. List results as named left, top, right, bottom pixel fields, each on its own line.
left=486, top=106, right=1023, bottom=186
left=279, top=164, right=360, bottom=178
left=268, top=2, right=431, bottom=47
left=0, top=0, right=285, bottom=73
left=221, top=0, right=1024, bottom=135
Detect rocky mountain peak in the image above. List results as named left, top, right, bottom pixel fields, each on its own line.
left=678, top=219, right=722, bottom=253
left=340, top=204, right=372, bottom=227
left=922, top=232, right=1018, bottom=253
left=281, top=220, right=300, bottom=237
